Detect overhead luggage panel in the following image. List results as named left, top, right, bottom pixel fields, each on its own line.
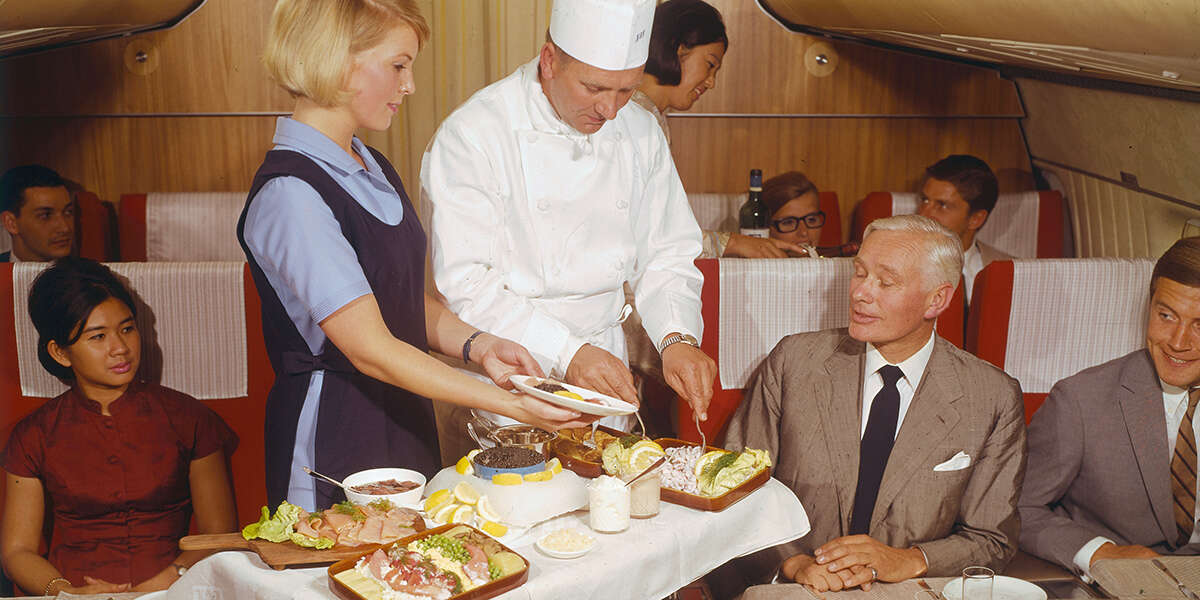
left=759, top=0, right=1200, bottom=91
left=0, top=0, right=205, bottom=59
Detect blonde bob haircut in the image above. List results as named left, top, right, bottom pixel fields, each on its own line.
left=863, top=214, right=964, bottom=291
left=264, top=0, right=430, bottom=107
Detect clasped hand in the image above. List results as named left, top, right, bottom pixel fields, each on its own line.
left=784, top=535, right=927, bottom=592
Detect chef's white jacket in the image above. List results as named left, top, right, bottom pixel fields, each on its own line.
left=421, top=58, right=704, bottom=392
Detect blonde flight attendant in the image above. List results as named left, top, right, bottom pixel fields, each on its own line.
left=423, top=0, right=717, bottom=432
left=240, top=0, right=591, bottom=510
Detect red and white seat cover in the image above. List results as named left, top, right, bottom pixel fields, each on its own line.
left=119, top=192, right=246, bottom=261
left=852, top=190, right=1067, bottom=258
left=968, top=258, right=1155, bottom=421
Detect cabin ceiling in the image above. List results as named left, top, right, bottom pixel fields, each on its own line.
left=760, top=0, right=1200, bottom=92
left=0, top=0, right=205, bottom=59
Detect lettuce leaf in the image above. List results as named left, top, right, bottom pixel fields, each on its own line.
left=290, top=531, right=335, bottom=549
left=241, top=501, right=303, bottom=543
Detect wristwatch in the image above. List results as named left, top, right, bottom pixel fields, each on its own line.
left=657, top=333, right=699, bottom=354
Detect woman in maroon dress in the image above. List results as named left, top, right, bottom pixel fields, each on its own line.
left=0, top=259, right=237, bottom=595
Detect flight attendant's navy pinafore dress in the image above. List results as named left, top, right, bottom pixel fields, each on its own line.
left=237, top=148, right=440, bottom=507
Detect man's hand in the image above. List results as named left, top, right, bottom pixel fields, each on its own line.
left=723, top=234, right=809, bottom=259
left=469, top=332, right=545, bottom=390
left=1090, top=542, right=1158, bottom=566
left=661, top=342, right=715, bottom=420
left=565, top=344, right=639, bottom=407
left=814, top=535, right=927, bottom=583
left=782, top=554, right=876, bottom=592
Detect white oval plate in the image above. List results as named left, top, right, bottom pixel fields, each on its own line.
left=511, top=376, right=636, bottom=416
left=941, top=575, right=1047, bottom=600
left=535, top=530, right=596, bottom=559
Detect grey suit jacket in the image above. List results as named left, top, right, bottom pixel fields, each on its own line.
left=725, top=329, right=1026, bottom=580
left=1018, top=349, right=1199, bottom=572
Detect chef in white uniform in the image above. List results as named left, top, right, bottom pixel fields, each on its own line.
left=422, top=0, right=715, bottom=431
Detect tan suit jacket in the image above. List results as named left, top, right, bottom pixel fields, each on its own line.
left=1019, top=349, right=1200, bottom=572
left=725, top=329, right=1026, bottom=581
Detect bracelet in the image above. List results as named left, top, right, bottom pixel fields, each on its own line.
left=462, top=330, right=485, bottom=364
left=44, top=576, right=69, bottom=596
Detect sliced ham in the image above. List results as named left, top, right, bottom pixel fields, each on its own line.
left=357, top=515, right=385, bottom=544
left=323, top=510, right=355, bottom=532
left=462, top=542, right=489, bottom=585
left=366, top=549, right=390, bottom=580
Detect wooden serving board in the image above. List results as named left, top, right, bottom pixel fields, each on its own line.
left=180, top=518, right=426, bottom=570
left=655, top=438, right=771, bottom=512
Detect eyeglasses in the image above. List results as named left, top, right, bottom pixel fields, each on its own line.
left=771, top=210, right=825, bottom=233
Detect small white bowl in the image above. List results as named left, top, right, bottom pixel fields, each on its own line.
left=342, top=468, right=426, bottom=509
left=535, top=529, right=596, bottom=559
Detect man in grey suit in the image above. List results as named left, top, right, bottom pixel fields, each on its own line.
left=915, top=154, right=1013, bottom=305
left=1019, top=236, right=1200, bottom=579
left=727, top=214, right=1026, bottom=593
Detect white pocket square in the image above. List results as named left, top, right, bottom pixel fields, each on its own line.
left=933, top=451, right=971, bottom=472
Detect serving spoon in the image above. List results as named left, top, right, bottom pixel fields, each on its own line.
left=302, top=466, right=347, bottom=491
left=624, top=456, right=667, bottom=487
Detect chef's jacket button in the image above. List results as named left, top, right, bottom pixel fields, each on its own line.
left=537, top=201, right=549, bottom=211
left=107, top=455, right=120, bottom=464
left=616, top=201, right=628, bottom=209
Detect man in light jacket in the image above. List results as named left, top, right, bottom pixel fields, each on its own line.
left=421, top=0, right=715, bottom=430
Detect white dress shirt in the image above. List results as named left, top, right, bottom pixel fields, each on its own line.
left=860, top=331, right=937, bottom=439
left=962, top=241, right=983, bottom=304
left=1073, top=380, right=1196, bottom=579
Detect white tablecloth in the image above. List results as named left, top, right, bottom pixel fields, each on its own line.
left=165, top=478, right=811, bottom=600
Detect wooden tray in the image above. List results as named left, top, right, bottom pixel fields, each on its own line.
left=548, top=424, right=627, bottom=478
left=327, top=523, right=530, bottom=600
left=655, top=438, right=771, bottom=512
left=178, top=533, right=380, bottom=569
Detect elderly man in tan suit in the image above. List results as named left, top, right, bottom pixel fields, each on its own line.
left=727, top=214, right=1026, bottom=595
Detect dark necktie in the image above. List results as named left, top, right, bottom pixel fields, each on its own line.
left=1172, top=388, right=1200, bottom=546
left=849, top=364, right=904, bottom=535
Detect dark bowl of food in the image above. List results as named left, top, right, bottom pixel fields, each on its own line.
left=342, top=467, right=426, bottom=508
left=472, top=446, right=547, bottom=480
left=490, top=424, right=558, bottom=459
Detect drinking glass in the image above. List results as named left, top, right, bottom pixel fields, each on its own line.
left=961, top=566, right=994, bottom=600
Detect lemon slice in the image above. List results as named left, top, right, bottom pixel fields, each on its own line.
left=476, top=495, right=503, bottom=522
left=452, top=481, right=480, bottom=505
left=554, top=390, right=584, bottom=400
left=524, top=470, right=552, bottom=482
left=423, top=488, right=453, bottom=514
left=432, top=502, right=458, bottom=524
left=547, top=457, right=563, bottom=475
left=480, top=520, right=508, bottom=537
left=693, top=449, right=730, bottom=478
left=627, top=440, right=665, bottom=473
left=492, top=473, right=523, bottom=486
left=450, top=505, right=475, bottom=524
left=455, top=455, right=474, bottom=475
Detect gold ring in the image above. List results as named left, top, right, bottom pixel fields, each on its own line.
left=869, top=567, right=878, bottom=580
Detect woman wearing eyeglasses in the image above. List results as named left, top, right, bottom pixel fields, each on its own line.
left=763, top=171, right=825, bottom=256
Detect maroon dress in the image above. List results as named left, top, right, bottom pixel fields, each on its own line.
left=2, top=381, right=236, bottom=586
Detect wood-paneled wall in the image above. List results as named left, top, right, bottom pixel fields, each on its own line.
left=0, top=0, right=288, bottom=203
left=671, top=0, right=1032, bottom=239
left=0, top=0, right=1032, bottom=244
